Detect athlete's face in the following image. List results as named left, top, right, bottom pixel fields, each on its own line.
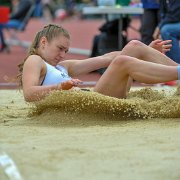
left=40, top=34, right=70, bottom=66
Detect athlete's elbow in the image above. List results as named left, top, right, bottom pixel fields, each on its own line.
left=23, top=91, right=39, bottom=102
left=24, top=94, right=34, bottom=102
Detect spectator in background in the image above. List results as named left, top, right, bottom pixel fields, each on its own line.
left=65, top=0, right=75, bottom=16
left=153, top=0, right=180, bottom=64
left=0, top=0, right=33, bottom=52
left=141, top=0, right=160, bottom=45
left=34, top=0, right=42, bottom=17
left=41, top=0, right=55, bottom=22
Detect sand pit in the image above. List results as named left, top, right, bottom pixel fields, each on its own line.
left=0, top=88, right=180, bottom=180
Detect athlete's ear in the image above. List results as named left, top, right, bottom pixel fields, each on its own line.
left=40, top=36, right=48, bottom=47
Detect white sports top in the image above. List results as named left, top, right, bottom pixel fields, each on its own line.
left=41, top=62, right=72, bottom=86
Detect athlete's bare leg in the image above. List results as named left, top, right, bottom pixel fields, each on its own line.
left=94, top=55, right=178, bottom=98
left=121, top=40, right=178, bottom=66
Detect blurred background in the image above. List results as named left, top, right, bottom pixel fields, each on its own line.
left=0, top=0, right=179, bottom=88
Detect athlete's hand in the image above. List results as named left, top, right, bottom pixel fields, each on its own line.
left=71, top=79, right=82, bottom=86
left=57, top=79, right=82, bottom=90
left=149, top=39, right=172, bottom=54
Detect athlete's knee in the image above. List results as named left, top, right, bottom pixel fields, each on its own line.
left=124, top=40, right=145, bottom=52
left=127, top=40, right=144, bottom=47
left=111, top=55, right=131, bottom=70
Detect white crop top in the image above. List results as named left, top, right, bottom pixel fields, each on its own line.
left=41, top=62, right=72, bottom=86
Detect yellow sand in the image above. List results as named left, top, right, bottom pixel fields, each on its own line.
left=0, top=88, right=180, bottom=180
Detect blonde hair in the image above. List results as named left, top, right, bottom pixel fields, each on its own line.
left=17, top=24, right=70, bottom=87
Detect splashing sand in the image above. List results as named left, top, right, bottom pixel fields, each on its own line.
left=30, top=87, right=180, bottom=121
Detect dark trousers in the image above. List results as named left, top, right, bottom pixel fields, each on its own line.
left=141, top=9, right=159, bottom=45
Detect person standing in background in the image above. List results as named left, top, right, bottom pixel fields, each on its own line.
left=153, top=0, right=180, bottom=64
left=141, top=0, right=160, bottom=45
left=0, top=0, right=33, bottom=52
left=65, top=0, right=75, bottom=16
